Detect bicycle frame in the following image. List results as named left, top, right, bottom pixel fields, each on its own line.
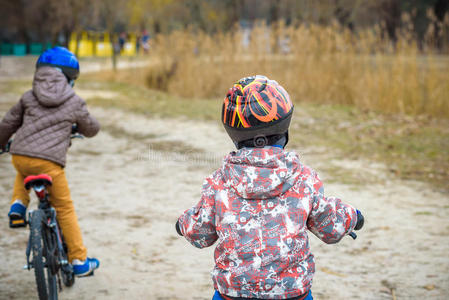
left=25, top=184, right=70, bottom=275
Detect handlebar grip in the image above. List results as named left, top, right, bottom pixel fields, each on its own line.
left=355, top=210, right=364, bottom=231
left=0, top=140, right=12, bottom=154
left=175, top=220, right=183, bottom=236
left=71, top=124, right=78, bottom=134
left=349, top=232, right=357, bottom=239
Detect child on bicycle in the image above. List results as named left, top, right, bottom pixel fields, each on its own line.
left=0, top=47, right=100, bottom=277
left=176, top=75, right=364, bottom=299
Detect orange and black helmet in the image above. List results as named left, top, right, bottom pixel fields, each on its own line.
left=222, top=75, right=294, bottom=147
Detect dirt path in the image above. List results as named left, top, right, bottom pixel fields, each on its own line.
left=0, top=94, right=448, bottom=299
left=0, top=56, right=152, bottom=81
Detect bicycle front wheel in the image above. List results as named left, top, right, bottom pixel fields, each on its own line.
left=30, top=209, right=58, bottom=300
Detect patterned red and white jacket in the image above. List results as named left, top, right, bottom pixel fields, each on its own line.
left=178, top=147, right=357, bottom=299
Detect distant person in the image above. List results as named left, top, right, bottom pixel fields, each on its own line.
left=140, top=30, right=150, bottom=54
left=136, top=33, right=141, bottom=54
left=113, top=36, right=121, bottom=56
left=175, top=75, right=365, bottom=299
left=0, top=47, right=100, bottom=277
left=118, top=32, right=127, bottom=54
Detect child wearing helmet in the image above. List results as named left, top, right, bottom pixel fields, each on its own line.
left=176, top=75, right=364, bottom=299
left=0, top=47, right=100, bottom=276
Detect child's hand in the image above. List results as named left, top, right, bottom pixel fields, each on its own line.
left=71, top=124, right=78, bottom=134
left=0, top=140, right=11, bottom=154
left=175, top=220, right=183, bottom=236
left=355, top=209, right=364, bottom=230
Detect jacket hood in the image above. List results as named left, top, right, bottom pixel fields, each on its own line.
left=221, top=147, right=301, bottom=200
left=32, top=66, right=74, bottom=107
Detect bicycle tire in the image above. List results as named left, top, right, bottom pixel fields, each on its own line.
left=30, top=209, right=58, bottom=300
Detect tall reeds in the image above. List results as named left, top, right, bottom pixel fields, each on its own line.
left=146, top=16, right=449, bottom=118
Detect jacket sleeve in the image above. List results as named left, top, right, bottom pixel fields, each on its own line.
left=75, top=98, right=100, bottom=138
left=306, top=171, right=357, bottom=244
left=177, top=177, right=218, bottom=248
left=0, top=99, right=24, bottom=147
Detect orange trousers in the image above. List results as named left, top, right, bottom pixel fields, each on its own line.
left=11, top=155, right=87, bottom=262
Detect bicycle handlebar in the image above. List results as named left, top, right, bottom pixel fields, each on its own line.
left=71, top=124, right=78, bottom=134
left=348, top=210, right=364, bottom=240
left=71, top=124, right=84, bottom=140
left=0, top=140, right=11, bottom=155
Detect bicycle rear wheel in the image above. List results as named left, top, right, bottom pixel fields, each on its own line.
left=30, top=209, right=58, bottom=300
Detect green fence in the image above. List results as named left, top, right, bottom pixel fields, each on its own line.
left=0, top=43, right=13, bottom=55
left=12, top=44, right=27, bottom=56
left=1, top=43, right=55, bottom=56
left=29, top=43, right=43, bottom=55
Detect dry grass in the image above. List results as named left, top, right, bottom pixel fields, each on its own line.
left=79, top=17, right=449, bottom=190
left=144, top=20, right=449, bottom=118
left=78, top=73, right=449, bottom=192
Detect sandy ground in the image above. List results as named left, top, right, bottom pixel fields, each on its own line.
left=0, top=85, right=448, bottom=300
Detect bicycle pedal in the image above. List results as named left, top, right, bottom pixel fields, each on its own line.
left=9, top=218, right=27, bottom=228
left=76, top=270, right=94, bottom=278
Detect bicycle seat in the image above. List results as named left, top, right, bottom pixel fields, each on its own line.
left=24, top=174, right=53, bottom=189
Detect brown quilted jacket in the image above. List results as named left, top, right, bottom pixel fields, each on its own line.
left=0, top=67, right=100, bottom=167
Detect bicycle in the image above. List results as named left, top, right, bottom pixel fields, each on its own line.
left=1, top=125, right=84, bottom=300
left=24, top=173, right=75, bottom=300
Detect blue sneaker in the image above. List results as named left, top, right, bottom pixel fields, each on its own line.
left=8, top=201, right=27, bottom=228
left=72, top=257, right=100, bottom=277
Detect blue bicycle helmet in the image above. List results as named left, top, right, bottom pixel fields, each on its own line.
left=36, top=47, right=80, bottom=81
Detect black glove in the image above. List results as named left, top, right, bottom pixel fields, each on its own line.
left=0, top=141, right=11, bottom=154
left=175, top=220, right=183, bottom=236
left=354, top=209, right=364, bottom=230
left=71, top=124, right=78, bottom=134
